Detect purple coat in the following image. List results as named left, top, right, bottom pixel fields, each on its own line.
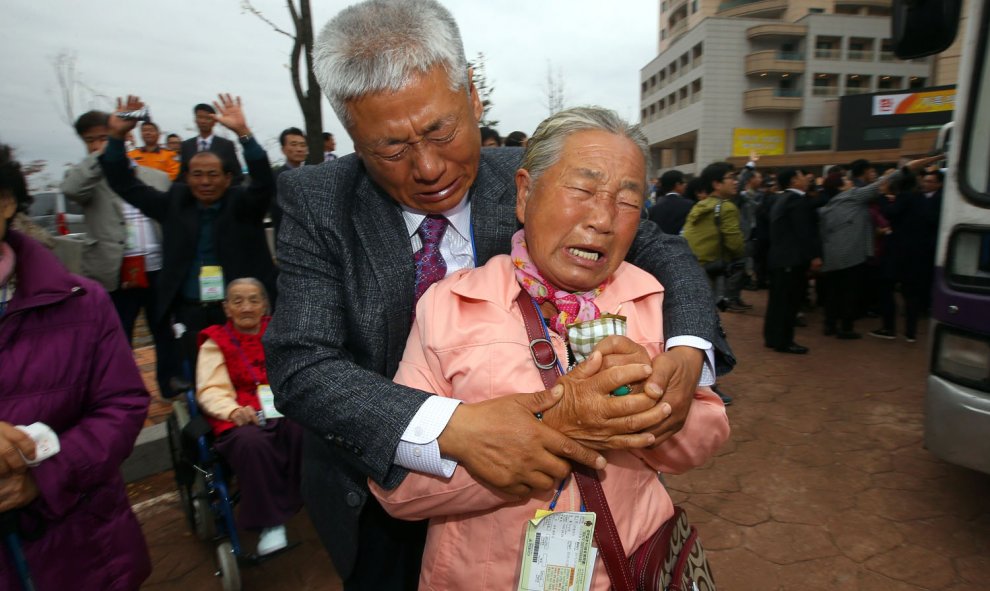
left=0, top=231, right=151, bottom=590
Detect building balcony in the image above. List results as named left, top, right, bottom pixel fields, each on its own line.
left=835, top=0, right=891, bottom=7
left=813, top=48, right=842, bottom=60
left=717, top=0, right=787, bottom=18
left=847, top=50, right=876, bottom=61
left=811, top=86, right=840, bottom=97
left=845, top=86, right=873, bottom=95
left=746, top=23, right=808, bottom=41
left=668, top=18, right=689, bottom=41
left=743, top=87, right=804, bottom=112
left=745, top=50, right=806, bottom=76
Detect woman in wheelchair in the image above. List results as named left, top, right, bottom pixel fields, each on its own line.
left=195, top=277, right=302, bottom=556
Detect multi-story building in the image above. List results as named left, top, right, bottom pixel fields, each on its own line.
left=639, top=0, right=938, bottom=174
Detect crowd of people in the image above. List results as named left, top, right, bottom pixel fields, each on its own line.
left=646, top=152, right=945, bottom=359
left=3, top=0, right=946, bottom=588
left=2, top=0, right=737, bottom=588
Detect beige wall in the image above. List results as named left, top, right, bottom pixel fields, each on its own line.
left=933, top=0, right=967, bottom=86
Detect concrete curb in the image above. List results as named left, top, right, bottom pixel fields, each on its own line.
left=124, top=422, right=172, bottom=483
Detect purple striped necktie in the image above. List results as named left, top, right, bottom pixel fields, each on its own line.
left=413, top=215, right=449, bottom=307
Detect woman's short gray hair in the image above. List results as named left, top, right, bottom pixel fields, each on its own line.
left=313, top=0, right=469, bottom=127
left=226, top=277, right=269, bottom=309
left=521, top=106, right=650, bottom=192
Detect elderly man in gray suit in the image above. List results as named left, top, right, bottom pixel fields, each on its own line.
left=265, top=1, right=735, bottom=588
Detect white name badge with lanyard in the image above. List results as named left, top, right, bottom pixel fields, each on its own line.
left=257, top=384, right=283, bottom=419
left=199, top=265, right=224, bottom=302
left=517, top=511, right=597, bottom=591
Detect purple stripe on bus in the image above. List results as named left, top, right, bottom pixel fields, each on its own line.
left=931, top=267, right=990, bottom=333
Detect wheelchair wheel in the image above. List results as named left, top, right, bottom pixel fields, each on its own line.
left=193, top=494, right=216, bottom=540
left=214, top=541, right=241, bottom=591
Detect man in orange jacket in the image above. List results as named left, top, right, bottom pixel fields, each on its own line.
left=128, top=121, right=179, bottom=180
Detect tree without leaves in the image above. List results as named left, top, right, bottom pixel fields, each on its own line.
left=542, top=61, right=566, bottom=116
left=50, top=51, right=116, bottom=128
left=242, top=0, right=324, bottom=165
left=467, top=52, right=498, bottom=128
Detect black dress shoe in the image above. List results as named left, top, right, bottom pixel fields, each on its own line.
left=775, top=343, right=809, bottom=354
left=837, top=331, right=862, bottom=340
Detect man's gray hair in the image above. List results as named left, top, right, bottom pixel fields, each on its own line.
left=521, top=106, right=650, bottom=192
left=313, top=0, right=469, bottom=127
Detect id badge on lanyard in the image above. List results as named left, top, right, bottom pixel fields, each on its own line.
left=199, top=265, right=224, bottom=302
left=257, top=384, right=283, bottom=419
left=517, top=476, right=597, bottom=591
left=517, top=511, right=597, bottom=591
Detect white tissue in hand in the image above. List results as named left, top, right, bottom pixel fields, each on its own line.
left=15, top=422, right=60, bottom=466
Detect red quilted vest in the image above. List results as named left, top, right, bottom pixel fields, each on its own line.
left=198, top=317, right=270, bottom=435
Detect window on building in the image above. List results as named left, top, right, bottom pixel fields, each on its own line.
left=815, top=37, right=840, bottom=59
left=691, top=0, right=698, bottom=13
left=808, top=7, right=825, bottom=13
left=691, top=79, right=702, bottom=102
left=661, top=28, right=667, bottom=41
left=877, top=75, right=902, bottom=90
left=909, top=76, right=927, bottom=89
left=813, top=73, right=839, bottom=96
left=848, top=38, right=875, bottom=61
left=846, top=74, right=872, bottom=94
left=795, top=127, right=832, bottom=151
left=880, top=39, right=896, bottom=61
left=778, top=77, right=799, bottom=96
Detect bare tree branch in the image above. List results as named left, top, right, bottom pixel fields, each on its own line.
left=241, top=0, right=295, bottom=39
left=241, top=0, right=324, bottom=165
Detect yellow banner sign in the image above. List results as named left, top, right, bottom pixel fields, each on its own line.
left=872, top=89, right=956, bottom=115
left=732, top=128, right=786, bottom=157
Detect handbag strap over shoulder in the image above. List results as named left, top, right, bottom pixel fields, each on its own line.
left=714, top=199, right=726, bottom=264
left=515, top=291, right=638, bottom=591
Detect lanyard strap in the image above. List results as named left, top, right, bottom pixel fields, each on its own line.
left=222, top=325, right=263, bottom=386
left=515, top=290, right=636, bottom=591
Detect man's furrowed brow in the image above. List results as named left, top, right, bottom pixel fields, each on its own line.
left=368, top=114, right=459, bottom=149
left=575, top=167, right=604, bottom=181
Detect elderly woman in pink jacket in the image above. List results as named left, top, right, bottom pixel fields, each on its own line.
left=371, top=107, right=730, bottom=591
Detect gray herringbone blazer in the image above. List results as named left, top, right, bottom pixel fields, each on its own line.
left=264, top=148, right=734, bottom=578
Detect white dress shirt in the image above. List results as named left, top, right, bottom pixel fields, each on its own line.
left=393, top=198, right=716, bottom=477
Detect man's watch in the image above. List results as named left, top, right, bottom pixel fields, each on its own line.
left=238, top=133, right=253, bottom=143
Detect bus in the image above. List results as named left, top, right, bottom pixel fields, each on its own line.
left=895, top=0, right=990, bottom=473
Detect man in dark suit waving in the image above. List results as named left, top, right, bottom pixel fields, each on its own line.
left=102, top=94, right=275, bottom=369
left=264, top=1, right=736, bottom=588
left=180, top=102, right=245, bottom=185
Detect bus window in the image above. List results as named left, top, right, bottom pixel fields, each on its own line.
left=946, top=228, right=990, bottom=290
left=960, top=18, right=990, bottom=202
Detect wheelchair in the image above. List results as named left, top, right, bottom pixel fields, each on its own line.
left=166, top=378, right=295, bottom=590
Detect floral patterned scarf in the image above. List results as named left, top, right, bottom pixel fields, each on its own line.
left=511, top=229, right=607, bottom=336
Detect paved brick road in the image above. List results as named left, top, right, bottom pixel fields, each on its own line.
left=132, top=289, right=990, bottom=590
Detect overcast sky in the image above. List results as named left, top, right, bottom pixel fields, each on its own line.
left=0, top=0, right=658, bottom=187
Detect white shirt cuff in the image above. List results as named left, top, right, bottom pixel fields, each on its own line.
left=665, top=336, right=716, bottom=387
left=394, top=396, right=461, bottom=478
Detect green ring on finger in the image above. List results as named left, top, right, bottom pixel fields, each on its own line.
left=612, top=385, right=632, bottom=396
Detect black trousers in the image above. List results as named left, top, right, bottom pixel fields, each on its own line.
left=174, top=300, right=226, bottom=381
left=822, top=264, right=865, bottom=332
left=344, top=495, right=427, bottom=591
left=764, top=265, right=808, bottom=348
left=110, top=269, right=180, bottom=395
left=880, top=276, right=925, bottom=339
